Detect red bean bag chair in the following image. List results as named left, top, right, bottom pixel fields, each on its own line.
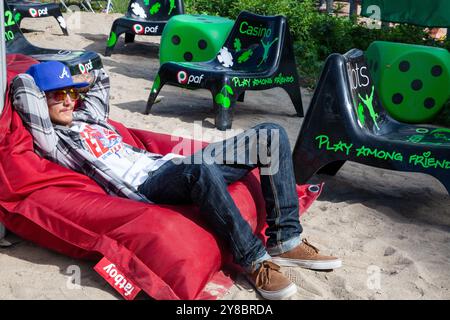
left=0, top=54, right=322, bottom=300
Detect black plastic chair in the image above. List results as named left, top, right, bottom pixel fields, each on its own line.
left=7, top=0, right=68, bottom=36
left=146, top=11, right=304, bottom=131
left=4, top=0, right=102, bottom=75
left=105, top=0, right=185, bottom=56
left=292, top=49, right=450, bottom=194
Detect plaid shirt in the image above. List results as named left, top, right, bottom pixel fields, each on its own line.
left=11, top=68, right=162, bottom=203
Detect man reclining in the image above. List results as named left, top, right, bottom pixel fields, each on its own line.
left=11, top=61, right=341, bottom=300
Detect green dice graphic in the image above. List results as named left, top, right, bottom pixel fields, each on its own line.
left=159, top=14, right=234, bottom=65
left=366, top=41, right=450, bottom=123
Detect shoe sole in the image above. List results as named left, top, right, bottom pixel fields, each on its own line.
left=271, top=257, right=342, bottom=270
left=256, top=282, right=298, bottom=300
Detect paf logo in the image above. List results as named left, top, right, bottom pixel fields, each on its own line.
left=29, top=7, right=48, bottom=17
left=144, top=25, right=159, bottom=34
left=177, top=71, right=188, bottom=84
left=133, top=24, right=144, bottom=34
left=78, top=60, right=93, bottom=74
left=188, top=74, right=204, bottom=85
left=177, top=71, right=204, bottom=85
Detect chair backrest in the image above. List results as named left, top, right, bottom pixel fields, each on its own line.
left=6, top=0, right=44, bottom=4
left=343, top=49, right=388, bottom=132
left=125, top=0, right=184, bottom=21
left=3, top=0, right=35, bottom=53
left=366, top=41, right=450, bottom=124
left=215, top=11, right=286, bottom=72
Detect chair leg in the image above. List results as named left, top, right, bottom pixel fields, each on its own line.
left=124, top=33, right=135, bottom=44
left=317, top=160, right=346, bottom=176
left=294, top=157, right=344, bottom=185
left=53, top=14, right=69, bottom=35
left=293, top=158, right=320, bottom=185
left=283, top=84, right=304, bottom=117
left=214, top=105, right=234, bottom=131
left=293, top=139, right=346, bottom=184
left=212, top=86, right=236, bottom=131
left=237, top=91, right=245, bottom=102
left=105, top=22, right=123, bottom=56
left=145, top=74, right=163, bottom=114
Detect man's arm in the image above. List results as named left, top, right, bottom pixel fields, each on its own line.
left=11, top=74, right=60, bottom=158
left=73, top=68, right=111, bottom=121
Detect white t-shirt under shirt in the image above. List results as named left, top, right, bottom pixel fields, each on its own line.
left=70, top=123, right=184, bottom=188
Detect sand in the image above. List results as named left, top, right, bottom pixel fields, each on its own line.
left=0, top=11, right=449, bottom=300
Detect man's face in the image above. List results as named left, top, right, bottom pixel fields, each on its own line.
left=45, top=88, right=79, bottom=127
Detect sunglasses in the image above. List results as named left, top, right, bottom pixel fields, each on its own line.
left=46, top=88, right=80, bottom=102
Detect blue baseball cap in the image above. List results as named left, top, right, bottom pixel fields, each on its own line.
left=26, top=61, right=89, bottom=92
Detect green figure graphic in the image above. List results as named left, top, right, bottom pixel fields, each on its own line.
left=357, top=103, right=365, bottom=126
left=233, top=38, right=241, bottom=51
left=150, top=2, right=161, bottom=14
left=168, top=0, right=176, bottom=15
left=358, top=86, right=380, bottom=130
left=258, top=37, right=278, bottom=67
left=14, top=12, right=21, bottom=23
left=238, top=49, right=253, bottom=63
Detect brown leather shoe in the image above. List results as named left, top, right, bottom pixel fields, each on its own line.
left=247, top=260, right=297, bottom=300
left=272, top=239, right=342, bottom=270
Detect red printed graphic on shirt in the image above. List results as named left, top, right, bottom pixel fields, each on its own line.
left=79, top=125, right=123, bottom=158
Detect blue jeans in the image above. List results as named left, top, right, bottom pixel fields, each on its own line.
left=138, top=123, right=302, bottom=271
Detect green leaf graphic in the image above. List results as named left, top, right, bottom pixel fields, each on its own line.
left=233, top=38, right=241, bottom=51
left=224, top=85, right=233, bottom=95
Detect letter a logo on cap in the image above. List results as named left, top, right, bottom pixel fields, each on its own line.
left=59, top=67, right=70, bottom=79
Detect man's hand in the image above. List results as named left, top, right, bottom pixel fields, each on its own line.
left=72, top=73, right=94, bottom=93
